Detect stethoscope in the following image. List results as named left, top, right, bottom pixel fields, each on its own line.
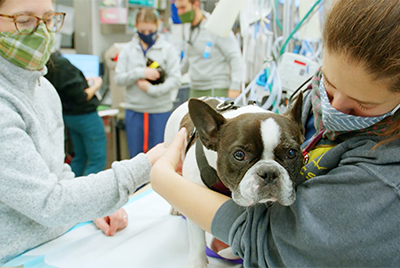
left=187, top=24, right=201, bottom=45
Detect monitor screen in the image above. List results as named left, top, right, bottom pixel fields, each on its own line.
left=61, top=54, right=106, bottom=100
left=62, top=54, right=100, bottom=78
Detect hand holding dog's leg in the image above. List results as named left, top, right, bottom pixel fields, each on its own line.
left=151, top=128, right=230, bottom=234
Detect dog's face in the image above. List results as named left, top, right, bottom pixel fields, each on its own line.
left=188, top=93, right=304, bottom=207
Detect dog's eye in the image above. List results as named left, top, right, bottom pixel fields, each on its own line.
left=287, top=149, right=298, bottom=159
left=233, top=150, right=246, bottom=161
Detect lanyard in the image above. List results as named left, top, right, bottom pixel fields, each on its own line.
left=188, top=24, right=201, bottom=45
left=302, top=130, right=324, bottom=164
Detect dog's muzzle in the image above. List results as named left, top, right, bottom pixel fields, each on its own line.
left=232, top=160, right=296, bottom=207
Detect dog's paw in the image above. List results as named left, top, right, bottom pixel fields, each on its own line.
left=169, top=207, right=181, bottom=216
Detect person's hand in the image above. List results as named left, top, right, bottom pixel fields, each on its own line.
left=146, top=143, right=168, bottom=165
left=144, top=67, right=160, bottom=81
left=93, top=208, right=128, bottom=236
left=227, top=89, right=240, bottom=99
left=86, top=76, right=103, bottom=89
left=84, top=77, right=103, bottom=100
left=151, top=128, right=186, bottom=180
left=137, top=79, right=151, bottom=92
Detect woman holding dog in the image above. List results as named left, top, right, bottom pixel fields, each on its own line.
left=0, top=0, right=167, bottom=265
left=151, top=0, right=400, bottom=266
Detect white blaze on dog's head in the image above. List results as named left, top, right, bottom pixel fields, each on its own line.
left=260, top=118, right=281, bottom=160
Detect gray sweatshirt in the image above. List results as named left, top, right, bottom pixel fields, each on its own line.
left=0, top=55, right=152, bottom=265
left=181, top=12, right=244, bottom=91
left=114, top=35, right=181, bottom=113
left=211, top=90, right=400, bottom=267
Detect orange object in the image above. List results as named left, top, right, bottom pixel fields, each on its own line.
left=143, top=113, right=149, bottom=153
left=210, top=237, right=230, bottom=254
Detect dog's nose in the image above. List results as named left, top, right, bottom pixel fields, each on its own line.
left=257, top=169, right=279, bottom=184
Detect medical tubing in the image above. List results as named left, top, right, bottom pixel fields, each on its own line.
left=279, top=0, right=322, bottom=56
left=260, top=61, right=278, bottom=110
left=309, top=40, right=323, bottom=61
left=272, top=0, right=280, bottom=41
left=272, top=66, right=282, bottom=113
left=272, top=36, right=284, bottom=60
left=273, top=0, right=283, bottom=31
left=234, top=68, right=264, bottom=106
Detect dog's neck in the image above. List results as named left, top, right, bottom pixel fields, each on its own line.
left=195, top=139, right=231, bottom=196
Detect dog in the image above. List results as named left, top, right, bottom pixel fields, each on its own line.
left=163, top=92, right=304, bottom=267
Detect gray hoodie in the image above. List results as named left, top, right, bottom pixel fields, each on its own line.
left=114, top=35, right=181, bottom=114
left=211, top=89, right=400, bottom=267
left=181, top=12, right=244, bottom=91
left=0, top=55, right=152, bottom=265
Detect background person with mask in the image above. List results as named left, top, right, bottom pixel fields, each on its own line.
left=45, top=51, right=107, bottom=177
left=175, top=0, right=244, bottom=99
left=0, top=0, right=167, bottom=264
left=114, top=8, right=181, bottom=158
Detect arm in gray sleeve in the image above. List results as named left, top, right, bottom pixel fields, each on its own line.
left=114, top=47, right=145, bottom=87
left=0, top=104, right=152, bottom=227
left=212, top=161, right=400, bottom=267
left=215, top=32, right=243, bottom=90
left=147, top=46, right=182, bottom=98
left=180, top=54, right=189, bottom=75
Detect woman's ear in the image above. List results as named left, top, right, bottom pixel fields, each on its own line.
left=193, top=0, right=201, bottom=10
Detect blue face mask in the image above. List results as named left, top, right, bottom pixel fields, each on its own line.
left=320, top=75, right=400, bottom=132
left=138, top=31, right=157, bottom=46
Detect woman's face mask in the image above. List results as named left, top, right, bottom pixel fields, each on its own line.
left=0, top=23, right=54, bottom=71
left=320, top=75, right=400, bottom=131
left=136, top=21, right=158, bottom=46
left=138, top=31, right=157, bottom=46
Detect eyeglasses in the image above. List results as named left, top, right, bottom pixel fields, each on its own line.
left=0, top=12, right=66, bottom=35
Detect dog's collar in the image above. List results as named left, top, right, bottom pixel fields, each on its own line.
left=195, top=138, right=231, bottom=197
left=185, top=127, right=197, bottom=154
left=215, top=99, right=256, bottom=112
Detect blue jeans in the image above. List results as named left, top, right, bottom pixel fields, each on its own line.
left=63, top=112, right=107, bottom=176
left=125, top=110, right=171, bottom=158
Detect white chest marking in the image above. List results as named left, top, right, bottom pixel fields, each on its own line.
left=260, top=118, right=281, bottom=160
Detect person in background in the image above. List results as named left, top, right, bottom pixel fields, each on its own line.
left=114, top=8, right=181, bottom=158
left=175, top=0, right=243, bottom=99
left=151, top=0, right=400, bottom=266
left=45, top=51, right=107, bottom=177
left=0, top=0, right=167, bottom=265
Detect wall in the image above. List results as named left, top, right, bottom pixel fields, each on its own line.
left=55, top=0, right=74, bottom=48
left=72, top=0, right=133, bottom=60
left=90, top=0, right=133, bottom=61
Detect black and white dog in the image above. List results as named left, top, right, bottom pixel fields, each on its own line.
left=163, top=92, right=304, bottom=267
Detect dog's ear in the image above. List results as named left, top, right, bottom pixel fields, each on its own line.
left=188, top=98, right=226, bottom=151
left=284, top=91, right=304, bottom=136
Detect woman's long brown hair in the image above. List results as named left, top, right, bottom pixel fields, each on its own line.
left=323, top=0, right=400, bottom=145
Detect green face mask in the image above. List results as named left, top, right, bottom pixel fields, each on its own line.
left=0, top=23, right=54, bottom=71
left=179, top=9, right=195, bottom=24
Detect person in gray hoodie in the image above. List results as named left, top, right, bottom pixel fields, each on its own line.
left=151, top=0, right=400, bottom=266
left=0, top=0, right=166, bottom=265
left=114, top=8, right=181, bottom=158
left=175, top=0, right=244, bottom=99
